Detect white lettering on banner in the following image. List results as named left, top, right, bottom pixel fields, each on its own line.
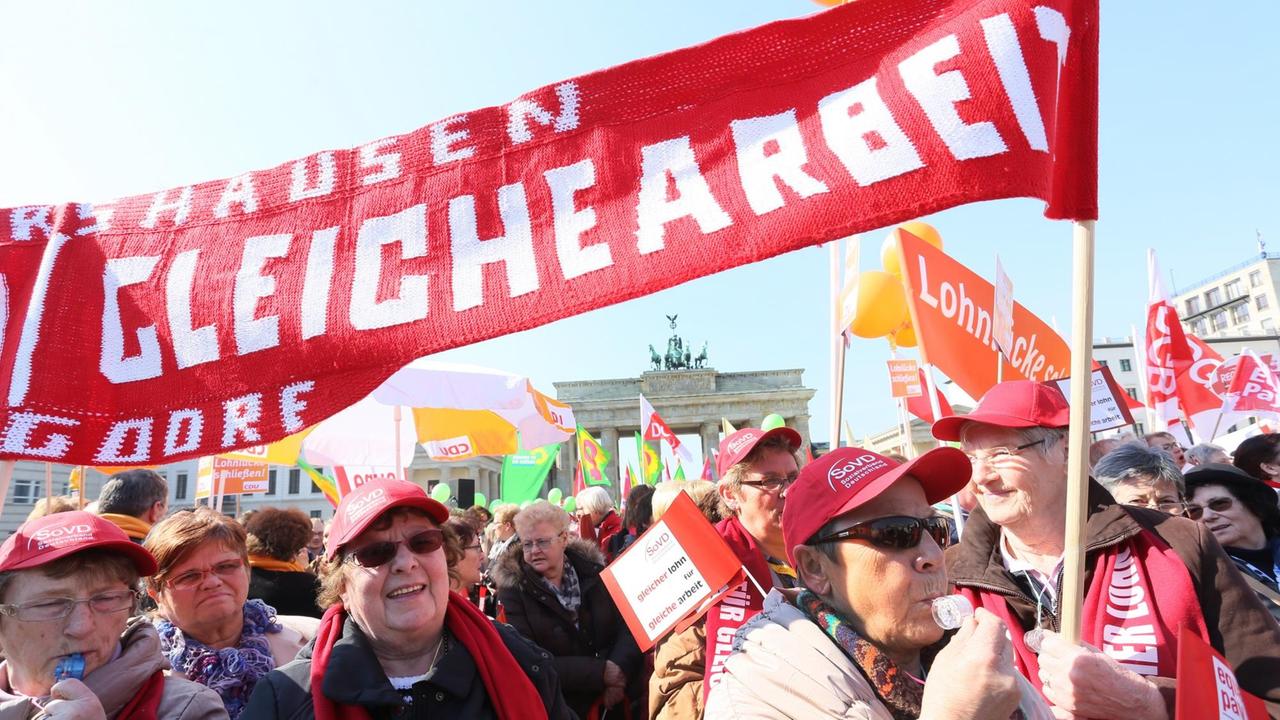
left=141, top=187, right=193, bottom=229
left=818, top=77, right=924, bottom=186
left=1213, top=655, right=1247, bottom=720
left=95, top=417, right=153, bottom=463
left=426, top=435, right=474, bottom=459
left=545, top=159, right=610, bottom=280
left=290, top=152, right=337, bottom=202
left=222, top=393, right=263, bottom=448
left=899, top=34, right=1008, bottom=161
left=508, top=82, right=581, bottom=144
left=635, top=136, right=732, bottom=254
left=10, top=206, right=52, bottom=241
left=2, top=411, right=78, bottom=457
left=730, top=109, right=830, bottom=215
left=234, top=234, right=291, bottom=356
left=449, top=183, right=540, bottom=312
left=708, top=583, right=752, bottom=685
left=300, top=227, right=339, bottom=340
left=350, top=205, right=430, bottom=331
left=213, top=173, right=259, bottom=219
left=430, top=116, right=476, bottom=165
left=358, top=138, right=402, bottom=186
left=981, top=13, right=1048, bottom=153
left=101, top=256, right=164, bottom=383
left=164, top=409, right=203, bottom=456
left=1100, top=549, right=1160, bottom=676
left=167, top=249, right=220, bottom=369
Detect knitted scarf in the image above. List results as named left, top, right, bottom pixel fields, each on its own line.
left=247, top=553, right=308, bottom=572
left=154, top=599, right=282, bottom=719
left=310, top=593, right=547, bottom=720
left=795, top=590, right=925, bottom=720
left=98, top=513, right=152, bottom=541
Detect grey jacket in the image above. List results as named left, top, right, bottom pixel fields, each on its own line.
left=0, top=619, right=227, bottom=720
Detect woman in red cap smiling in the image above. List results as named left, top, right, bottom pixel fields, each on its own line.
left=0, top=511, right=224, bottom=719
left=243, top=479, right=573, bottom=719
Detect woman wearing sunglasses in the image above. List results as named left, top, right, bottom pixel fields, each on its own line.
left=245, top=479, right=573, bottom=719
left=144, top=508, right=320, bottom=719
left=492, top=500, right=641, bottom=720
left=1185, top=464, right=1280, bottom=621
left=706, top=446, right=1026, bottom=720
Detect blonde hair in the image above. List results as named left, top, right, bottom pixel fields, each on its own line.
left=575, top=486, right=614, bottom=516
left=650, top=481, right=721, bottom=524
left=25, top=496, right=79, bottom=522
left=513, top=500, right=570, bottom=537
left=492, top=503, right=520, bottom=526
left=650, top=482, right=684, bottom=523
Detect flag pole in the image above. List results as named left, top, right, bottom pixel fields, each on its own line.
left=829, top=240, right=847, bottom=449
left=0, top=461, right=13, bottom=514
left=1060, top=220, right=1097, bottom=644
left=44, top=462, right=53, bottom=500
left=1130, top=324, right=1158, bottom=433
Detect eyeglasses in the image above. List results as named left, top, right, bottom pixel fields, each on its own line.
left=1185, top=497, right=1234, bottom=521
left=966, top=439, right=1047, bottom=466
left=809, top=515, right=953, bottom=551
left=464, top=543, right=483, bottom=552
left=345, top=529, right=445, bottom=568
left=740, top=473, right=797, bottom=494
left=166, top=558, right=247, bottom=590
left=521, top=534, right=564, bottom=553
left=0, top=589, right=139, bottom=622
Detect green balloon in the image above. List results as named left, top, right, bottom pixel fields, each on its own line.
left=489, top=498, right=503, bottom=512
left=761, top=413, right=787, bottom=431
left=562, top=497, right=577, bottom=513
left=473, top=492, right=487, bottom=509
left=547, top=487, right=563, bottom=504
left=430, top=483, right=452, bottom=503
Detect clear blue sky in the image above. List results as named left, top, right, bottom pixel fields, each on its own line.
left=2, top=2, right=1276, bottom=471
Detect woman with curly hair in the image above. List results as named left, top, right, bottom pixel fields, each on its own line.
left=245, top=506, right=324, bottom=618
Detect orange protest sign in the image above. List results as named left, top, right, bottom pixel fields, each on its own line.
left=1176, top=626, right=1268, bottom=719
left=195, top=456, right=270, bottom=498
left=601, top=491, right=742, bottom=651
left=887, top=359, right=922, bottom=398
left=896, top=228, right=1071, bottom=400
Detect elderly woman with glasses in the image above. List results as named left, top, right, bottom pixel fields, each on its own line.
left=706, top=447, right=1032, bottom=720
left=144, top=507, right=319, bottom=719
left=245, top=480, right=572, bottom=719
left=1185, top=464, right=1280, bottom=621
left=0, top=511, right=224, bottom=719
left=1093, top=442, right=1188, bottom=515
left=493, top=500, right=641, bottom=719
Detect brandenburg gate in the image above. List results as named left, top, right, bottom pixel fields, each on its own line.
left=552, top=317, right=815, bottom=487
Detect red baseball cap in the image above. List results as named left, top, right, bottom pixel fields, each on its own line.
left=782, top=447, right=970, bottom=565
left=932, top=380, right=1070, bottom=441
left=0, top=511, right=157, bottom=575
left=326, top=479, right=450, bottom=559
left=717, top=427, right=803, bottom=477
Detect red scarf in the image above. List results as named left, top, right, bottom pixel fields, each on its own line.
left=310, top=593, right=547, bottom=720
left=116, top=670, right=166, bottom=720
left=702, top=516, right=775, bottom=701
left=961, top=529, right=1209, bottom=698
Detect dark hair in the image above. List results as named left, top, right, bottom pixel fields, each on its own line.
left=1233, top=434, right=1280, bottom=481
left=462, top=506, right=491, bottom=532
left=623, top=485, right=656, bottom=534
left=1185, top=465, right=1280, bottom=540
left=98, top=469, right=168, bottom=517
left=245, top=507, right=313, bottom=561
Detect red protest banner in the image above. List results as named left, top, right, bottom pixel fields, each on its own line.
left=1175, top=626, right=1268, bottom=720
left=0, top=0, right=1097, bottom=465
left=601, top=491, right=742, bottom=651
left=1224, top=351, right=1280, bottom=415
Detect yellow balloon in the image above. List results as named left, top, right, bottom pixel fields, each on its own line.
left=893, top=322, right=918, bottom=348
left=849, top=271, right=909, bottom=339
left=881, top=221, right=943, bottom=277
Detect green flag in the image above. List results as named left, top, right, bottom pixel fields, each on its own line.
left=636, top=432, right=662, bottom=485
left=673, top=462, right=686, bottom=482
left=501, top=442, right=560, bottom=504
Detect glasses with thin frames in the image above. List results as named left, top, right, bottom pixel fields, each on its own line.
left=966, top=439, right=1047, bottom=467
left=345, top=529, right=445, bottom=568
left=166, top=558, right=247, bottom=591
left=1185, top=497, right=1234, bottom=521
left=521, top=533, right=565, bottom=553
left=809, top=515, right=953, bottom=551
left=740, top=473, right=798, bottom=494
left=0, top=589, right=139, bottom=622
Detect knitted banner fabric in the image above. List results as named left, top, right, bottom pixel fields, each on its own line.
left=0, top=0, right=1097, bottom=465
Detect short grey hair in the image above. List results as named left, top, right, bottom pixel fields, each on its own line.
left=958, top=424, right=1068, bottom=459
left=575, top=486, right=615, bottom=516
left=513, top=500, right=570, bottom=537
left=1093, top=442, right=1185, bottom=495
left=1187, top=443, right=1228, bottom=465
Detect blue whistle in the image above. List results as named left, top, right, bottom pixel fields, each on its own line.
left=53, top=654, right=84, bottom=682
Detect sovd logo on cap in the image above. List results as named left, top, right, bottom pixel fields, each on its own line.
left=726, top=432, right=757, bottom=455
left=28, top=523, right=94, bottom=552
left=346, top=487, right=387, bottom=524
left=827, top=454, right=888, bottom=491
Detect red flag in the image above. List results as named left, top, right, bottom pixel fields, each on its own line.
left=621, top=464, right=634, bottom=500
left=573, top=461, right=585, bottom=496
left=906, top=370, right=953, bottom=423
left=1225, top=351, right=1280, bottom=415
left=1146, top=250, right=1223, bottom=427
left=700, top=457, right=713, bottom=481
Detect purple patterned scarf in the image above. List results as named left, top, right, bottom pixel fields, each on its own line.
left=155, top=598, right=282, bottom=719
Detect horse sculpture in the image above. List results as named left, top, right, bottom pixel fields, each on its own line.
left=648, top=344, right=663, bottom=371
left=693, top=342, right=708, bottom=368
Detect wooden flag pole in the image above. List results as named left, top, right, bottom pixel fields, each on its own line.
left=829, top=240, right=848, bottom=449
left=1060, top=220, right=1097, bottom=644
left=44, top=462, right=53, bottom=500
left=394, top=406, right=404, bottom=483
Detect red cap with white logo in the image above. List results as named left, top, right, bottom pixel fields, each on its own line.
left=326, top=479, right=450, bottom=559
left=717, top=427, right=803, bottom=478
left=0, top=511, right=158, bottom=575
left=931, top=380, right=1070, bottom=441
left=781, top=446, right=970, bottom=565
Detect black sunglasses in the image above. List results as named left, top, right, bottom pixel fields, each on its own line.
left=1185, top=497, right=1233, bottom=521
left=809, top=515, right=952, bottom=551
left=345, top=528, right=444, bottom=568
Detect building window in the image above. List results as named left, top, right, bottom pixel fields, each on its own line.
left=1251, top=270, right=1263, bottom=287
left=310, top=510, right=323, bottom=519
left=1191, top=318, right=1207, bottom=336
left=1125, top=387, right=1138, bottom=400
left=1226, top=279, right=1243, bottom=299
left=268, top=469, right=277, bottom=495
left=10, top=479, right=35, bottom=505
left=1120, top=359, right=1132, bottom=372
left=1233, top=304, right=1251, bottom=324
left=1098, top=359, right=1109, bottom=367
left=288, top=469, right=301, bottom=495
left=1264, top=318, right=1276, bottom=333
left=1210, top=311, right=1228, bottom=332
left=175, top=472, right=188, bottom=500
left=1186, top=297, right=1202, bottom=315
left=1258, top=294, right=1270, bottom=311
left=1206, top=288, right=1223, bottom=307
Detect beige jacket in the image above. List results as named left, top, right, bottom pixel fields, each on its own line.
left=704, top=590, right=893, bottom=720
left=0, top=619, right=226, bottom=720
left=648, top=618, right=706, bottom=720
